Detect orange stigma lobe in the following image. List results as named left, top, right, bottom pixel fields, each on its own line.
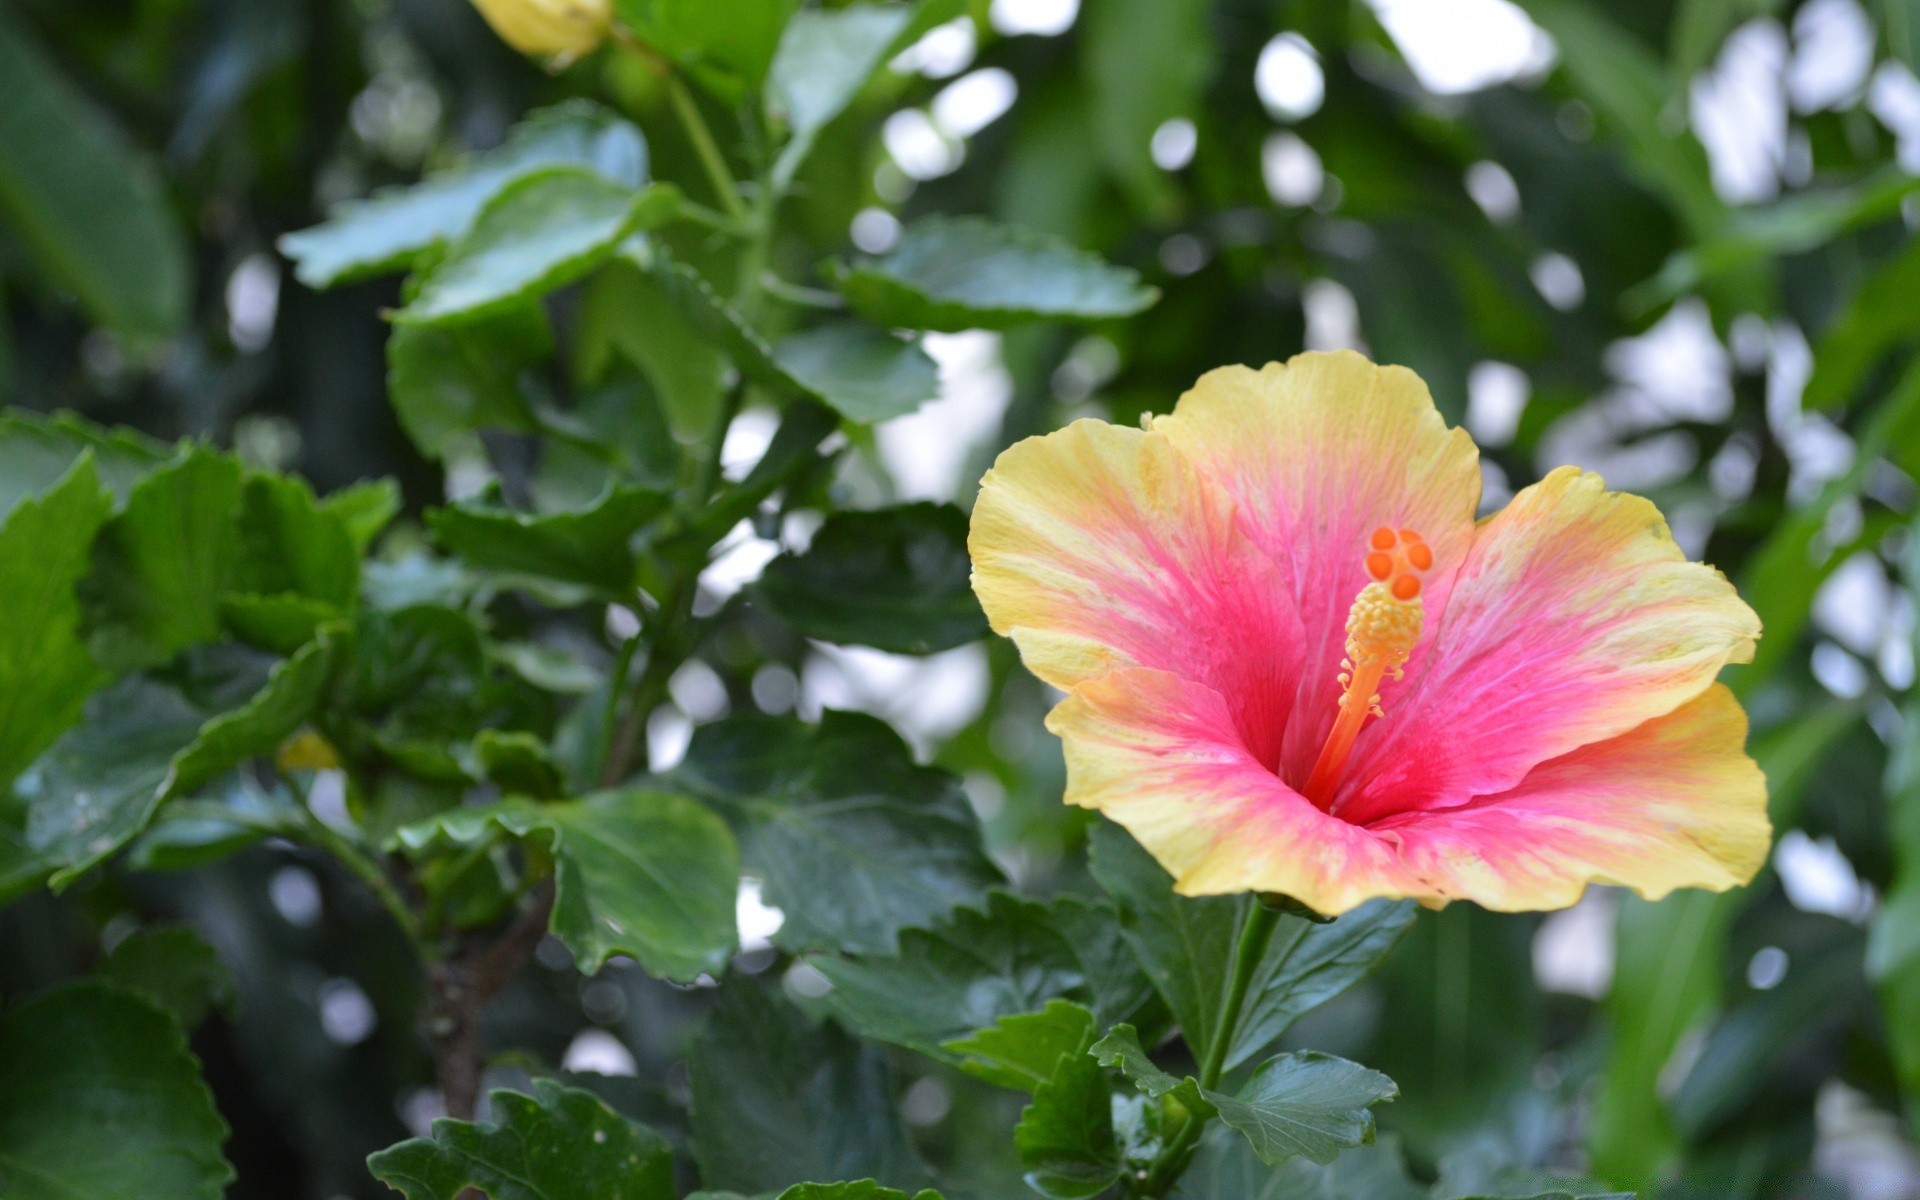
left=1302, top=526, right=1429, bottom=809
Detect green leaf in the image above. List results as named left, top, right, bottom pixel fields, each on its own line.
left=575, top=259, right=726, bottom=440
left=388, top=305, right=553, bottom=460
left=163, top=629, right=341, bottom=799
left=689, top=980, right=928, bottom=1194
left=80, top=447, right=245, bottom=672
left=1209, top=1053, right=1397, bottom=1167
left=673, top=710, right=1000, bottom=953
left=397, top=790, right=738, bottom=980
left=279, top=101, right=648, bottom=288
left=367, top=1080, right=673, bottom=1200
left=0, top=458, right=113, bottom=787
left=96, top=925, right=237, bottom=1029
left=233, top=472, right=359, bottom=609
left=947, top=999, right=1101, bottom=1092
left=321, top=478, right=404, bottom=552
left=771, top=325, right=940, bottom=424
left=1805, top=234, right=1920, bottom=411
left=752, top=503, right=983, bottom=654
left=0, top=16, right=190, bottom=341
left=428, top=485, right=669, bottom=596
left=1226, top=899, right=1416, bottom=1071
left=0, top=411, right=166, bottom=520
left=473, top=730, right=565, bottom=799
left=807, top=892, right=1145, bottom=1061
left=1176, top=1129, right=1428, bottom=1200
left=1877, top=526, right=1920, bottom=1140
left=1016, top=1031, right=1121, bottom=1200
left=0, top=982, right=232, bottom=1199
left=766, top=3, right=927, bottom=191
left=395, top=169, right=679, bottom=325
left=1077, top=0, right=1213, bottom=220
left=827, top=216, right=1158, bottom=331
left=615, top=0, right=801, bottom=104
left=1088, top=1024, right=1212, bottom=1116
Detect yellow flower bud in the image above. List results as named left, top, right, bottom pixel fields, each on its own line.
left=469, top=0, right=612, bottom=61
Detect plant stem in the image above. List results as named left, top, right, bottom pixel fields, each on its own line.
left=1138, top=900, right=1284, bottom=1196
left=665, top=73, right=750, bottom=225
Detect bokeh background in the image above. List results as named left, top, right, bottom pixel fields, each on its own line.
left=2, top=0, right=1919, bottom=1196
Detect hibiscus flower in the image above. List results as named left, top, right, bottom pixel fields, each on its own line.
left=970, top=350, right=1767, bottom=914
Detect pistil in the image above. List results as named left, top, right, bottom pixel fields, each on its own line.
left=1301, top=527, right=1428, bottom=809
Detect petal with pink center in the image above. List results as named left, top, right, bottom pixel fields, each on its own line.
left=970, top=419, right=1303, bottom=765
left=1048, top=668, right=1434, bottom=914
left=1150, top=351, right=1481, bottom=785
left=1370, top=684, right=1769, bottom=910
left=1333, top=465, right=1761, bottom=825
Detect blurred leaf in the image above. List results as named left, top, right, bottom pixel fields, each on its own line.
left=948, top=998, right=1101, bottom=1093
left=164, top=629, right=339, bottom=799
left=752, top=503, right=983, bottom=653
left=0, top=15, right=189, bottom=342
left=672, top=710, right=1000, bottom=954
left=80, top=448, right=244, bottom=673
left=234, top=473, right=359, bottom=609
left=321, top=478, right=404, bottom=552
left=0, top=459, right=112, bottom=787
left=807, top=893, right=1138, bottom=1060
left=1016, top=1020, right=1121, bottom=1200
left=689, top=979, right=929, bottom=1194
left=1872, top=525, right=1920, bottom=1138
left=0, top=983, right=232, bottom=1199
left=366, top=1080, right=673, bottom=1200
left=767, top=3, right=925, bottom=192
left=616, top=0, right=801, bottom=104
left=1668, top=0, right=1782, bottom=86
left=1177, top=1130, right=1428, bottom=1200
left=395, top=789, right=737, bottom=980
left=388, top=304, right=552, bottom=460
left=575, top=258, right=725, bottom=439
left=1077, top=0, right=1212, bottom=220
left=1882, top=0, right=1920, bottom=75
left=428, top=485, right=669, bottom=596
left=395, top=170, right=679, bottom=325
left=771, top=325, right=940, bottom=424
left=827, top=217, right=1159, bottom=331
left=280, top=101, right=648, bottom=288
left=0, top=411, right=166, bottom=519
left=1804, top=232, right=1920, bottom=411
left=96, top=924, right=237, bottom=1029
left=472, top=730, right=564, bottom=799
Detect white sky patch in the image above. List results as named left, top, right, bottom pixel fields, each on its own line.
left=1255, top=34, right=1325, bottom=121
left=1302, top=279, right=1365, bottom=353
left=562, top=1029, right=638, bottom=1077
left=1775, top=830, right=1876, bottom=922
left=1868, top=62, right=1920, bottom=172
left=1531, top=888, right=1616, bottom=999
left=1690, top=20, right=1787, bottom=204
left=1465, top=160, right=1521, bottom=223
left=800, top=643, right=990, bottom=754
left=890, top=16, right=975, bottom=78
left=1788, top=0, right=1875, bottom=113
left=1151, top=118, right=1198, bottom=170
left=737, top=877, right=786, bottom=953
left=720, top=407, right=778, bottom=482
left=933, top=67, right=1017, bottom=139
left=990, top=0, right=1077, bottom=37
left=1365, top=0, right=1555, bottom=95
left=1262, top=132, right=1323, bottom=206
left=1466, top=361, right=1531, bottom=447
left=878, top=330, right=1012, bottom=502
left=699, top=519, right=782, bottom=601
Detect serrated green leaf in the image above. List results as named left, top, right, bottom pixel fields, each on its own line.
left=1017, top=1042, right=1121, bottom=1200
left=0, top=458, right=113, bottom=787
left=673, top=710, right=1000, bottom=953
left=397, top=790, right=737, bottom=980
left=771, top=325, right=940, bottom=424
left=1210, top=1053, right=1397, bottom=1167
left=321, top=478, right=404, bottom=552
left=0, top=17, right=190, bottom=341
left=827, top=217, right=1158, bottom=331
left=807, top=892, right=1142, bottom=1060
left=280, top=101, right=648, bottom=288
left=753, top=503, right=984, bottom=654
left=0, top=411, right=166, bottom=520
left=1226, top=899, right=1416, bottom=1071
left=232, top=471, right=359, bottom=610
left=428, top=485, right=668, bottom=595
left=1089, top=1024, right=1213, bottom=1116
left=367, top=1079, right=673, bottom=1200
left=690, top=980, right=929, bottom=1194
left=388, top=305, right=552, bottom=460
left=947, top=999, right=1100, bottom=1092
left=96, top=924, right=237, bottom=1029
left=0, top=982, right=233, bottom=1199
left=395, top=170, right=679, bottom=325
left=80, top=448, right=244, bottom=672
left=615, top=0, right=800, bottom=105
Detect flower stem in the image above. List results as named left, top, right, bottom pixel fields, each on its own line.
left=665, top=72, right=750, bottom=225
left=1139, top=900, right=1283, bottom=1196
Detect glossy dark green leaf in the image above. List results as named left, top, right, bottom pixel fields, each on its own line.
left=753, top=503, right=983, bottom=653
left=1226, top=899, right=1416, bottom=1070
left=396, top=789, right=738, bottom=980
left=0, top=459, right=112, bottom=787
left=80, top=448, right=244, bottom=672
left=807, top=893, right=1137, bottom=1060
left=96, top=925, right=237, bottom=1029
left=767, top=3, right=931, bottom=190
left=367, top=1080, right=673, bottom=1200
left=387, top=305, right=552, bottom=460
left=1015, top=1027, right=1121, bottom=1200
left=428, top=485, right=668, bottom=596
left=689, top=980, right=929, bottom=1194
left=279, top=101, right=648, bottom=288
left=575, top=258, right=726, bottom=440
left=615, top=0, right=800, bottom=104
left=947, top=999, right=1101, bottom=1092
left=1210, top=1053, right=1397, bottom=1167
left=0, top=983, right=233, bottom=1199
left=0, top=16, right=189, bottom=341
left=771, top=325, right=940, bottom=424
left=1089, top=1024, right=1211, bottom=1114
left=395, top=170, right=679, bottom=325
left=828, top=216, right=1158, bottom=331
left=1176, top=1129, right=1428, bottom=1200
